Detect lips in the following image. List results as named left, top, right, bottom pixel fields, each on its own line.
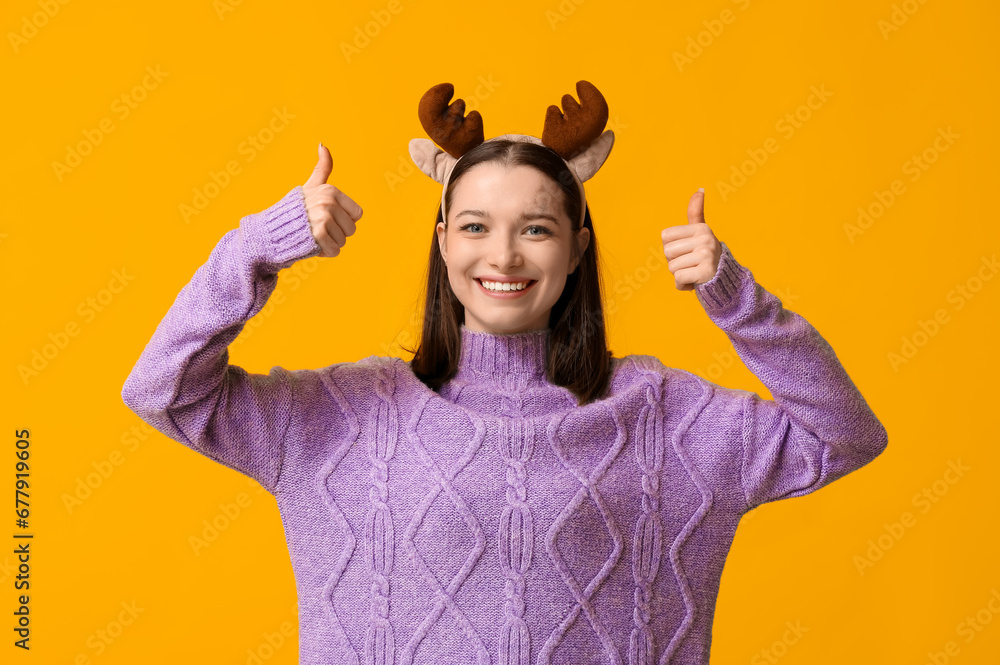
left=475, top=277, right=535, bottom=284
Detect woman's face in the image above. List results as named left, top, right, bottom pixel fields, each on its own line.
left=436, top=162, right=590, bottom=335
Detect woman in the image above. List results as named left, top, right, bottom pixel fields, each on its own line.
left=122, top=81, right=887, bottom=664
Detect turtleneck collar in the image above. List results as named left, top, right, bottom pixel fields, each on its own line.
left=453, top=324, right=551, bottom=387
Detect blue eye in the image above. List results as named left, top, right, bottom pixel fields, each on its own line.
left=457, top=223, right=553, bottom=236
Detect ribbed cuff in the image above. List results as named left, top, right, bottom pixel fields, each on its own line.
left=261, top=185, right=323, bottom=268
left=694, top=242, right=745, bottom=312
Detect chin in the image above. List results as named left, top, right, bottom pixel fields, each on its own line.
left=470, top=313, right=546, bottom=334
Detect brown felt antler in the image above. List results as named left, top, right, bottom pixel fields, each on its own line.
left=409, top=80, right=614, bottom=201
left=417, top=83, right=485, bottom=159
left=541, top=80, right=609, bottom=161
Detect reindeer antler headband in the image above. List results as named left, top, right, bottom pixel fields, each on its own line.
left=408, top=80, right=615, bottom=228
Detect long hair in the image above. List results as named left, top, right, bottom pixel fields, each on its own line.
left=403, top=139, right=612, bottom=406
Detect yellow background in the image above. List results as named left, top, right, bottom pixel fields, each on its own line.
left=4, top=0, right=998, bottom=662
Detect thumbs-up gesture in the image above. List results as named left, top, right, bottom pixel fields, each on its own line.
left=661, top=189, right=722, bottom=291
left=303, top=143, right=364, bottom=258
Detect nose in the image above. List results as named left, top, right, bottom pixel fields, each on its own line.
left=486, top=232, right=523, bottom=270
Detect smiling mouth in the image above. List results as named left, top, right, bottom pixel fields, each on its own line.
left=476, top=278, right=537, bottom=293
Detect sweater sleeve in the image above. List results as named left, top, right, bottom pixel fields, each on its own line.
left=693, top=242, right=888, bottom=512
left=121, top=185, right=323, bottom=495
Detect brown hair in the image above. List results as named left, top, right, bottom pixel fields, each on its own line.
left=403, top=139, right=612, bottom=406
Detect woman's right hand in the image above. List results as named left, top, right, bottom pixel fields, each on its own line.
left=303, top=143, right=364, bottom=258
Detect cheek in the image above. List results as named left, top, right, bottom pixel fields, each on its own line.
left=447, top=249, right=472, bottom=277
left=543, top=248, right=573, bottom=275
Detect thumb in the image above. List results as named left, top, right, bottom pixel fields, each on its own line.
left=305, top=142, right=333, bottom=189
left=687, top=187, right=706, bottom=224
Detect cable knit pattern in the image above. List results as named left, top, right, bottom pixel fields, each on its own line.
left=122, top=186, right=888, bottom=664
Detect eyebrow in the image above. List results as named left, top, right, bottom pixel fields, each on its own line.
left=454, top=209, right=561, bottom=225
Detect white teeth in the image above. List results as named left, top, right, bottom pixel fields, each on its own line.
left=480, top=279, right=529, bottom=292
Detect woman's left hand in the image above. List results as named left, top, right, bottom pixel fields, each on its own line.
left=661, top=189, right=723, bottom=291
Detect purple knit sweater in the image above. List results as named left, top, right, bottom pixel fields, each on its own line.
left=122, top=186, right=887, bottom=664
